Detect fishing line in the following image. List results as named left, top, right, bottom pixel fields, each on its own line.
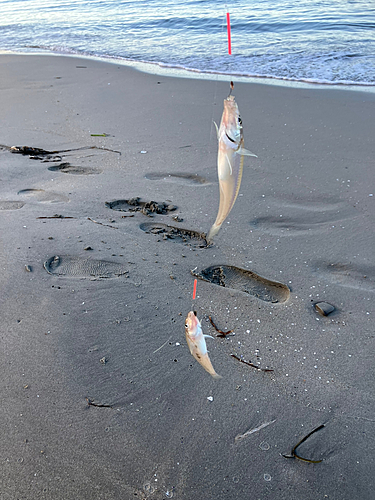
left=182, top=6, right=256, bottom=314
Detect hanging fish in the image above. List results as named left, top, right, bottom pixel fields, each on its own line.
left=207, top=86, right=257, bottom=241
left=185, top=311, right=222, bottom=379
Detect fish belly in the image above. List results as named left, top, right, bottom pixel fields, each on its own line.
left=207, top=150, right=243, bottom=241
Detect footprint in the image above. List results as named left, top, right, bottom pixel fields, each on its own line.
left=192, top=265, right=290, bottom=303
left=17, top=189, right=69, bottom=203
left=48, top=163, right=101, bottom=175
left=250, top=197, right=357, bottom=236
left=313, top=262, right=375, bottom=292
left=106, top=198, right=177, bottom=217
left=250, top=215, right=354, bottom=236
left=145, top=172, right=208, bottom=186
left=0, top=201, right=25, bottom=210
left=44, top=255, right=129, bottom=278
left=140, top=222, right=208, bottom=248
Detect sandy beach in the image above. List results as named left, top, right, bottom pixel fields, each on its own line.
left=0, top=53, right=374, bottom=499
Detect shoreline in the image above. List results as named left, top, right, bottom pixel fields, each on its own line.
left=1, top=48, right=375, bottom=93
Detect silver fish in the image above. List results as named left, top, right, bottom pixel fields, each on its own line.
left=207, top=92, right=256, bottom=241
left=185, top=311, right=222, bottom=379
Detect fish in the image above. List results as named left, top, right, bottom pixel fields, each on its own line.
left=185, top=311, right=222, bottom=379
left=207, top=89, right=257, bottom=241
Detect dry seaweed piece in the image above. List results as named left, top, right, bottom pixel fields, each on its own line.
left=6, top=144, right=121, bottom=156
left=282, top=424, right=325, bottom=463
left=10, top=146, right=53, bottom=156
left=87, top=217, right=118, bottom=229
left=85, top=398, right=112, bottom=408
left=37, top=214, right=75, bottom=219
left=208, top=316, right=234, bottom=337
left=231, top=354, right=273, bottom=372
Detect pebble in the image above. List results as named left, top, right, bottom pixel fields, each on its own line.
left=315, top=302, right=335, bottom=316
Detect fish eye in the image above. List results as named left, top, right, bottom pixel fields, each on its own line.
left=185, top=323, right=188, bottom=328
left=193, top=311, right=197, bottom=316
left=238, top=117, right=242, bottom=125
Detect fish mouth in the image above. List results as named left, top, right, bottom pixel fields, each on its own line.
left=186, top=310, right=199, bottom=331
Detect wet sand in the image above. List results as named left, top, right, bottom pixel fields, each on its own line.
left=0, top=53, right=374, bottom=499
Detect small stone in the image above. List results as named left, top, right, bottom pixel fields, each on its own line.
left=25, top=264, right=32, bottom=272
left=100, top=357, right=107, bottom=364
left=315, top=302, right=335, bottom=316
left=84, top=246, right=93, bottom=251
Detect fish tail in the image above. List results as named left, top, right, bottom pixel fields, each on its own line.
left=211, top=372, right=223, bottom=380
left=207, top=223, right=222, bottom=242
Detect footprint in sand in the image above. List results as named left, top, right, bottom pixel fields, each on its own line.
left=145, top=172, right=208, bottom=186
left=250, top=196, right=358, bottom=236
left=140, top=222, right=208, bottom=248
left=48, top=163, right=101, bottom=175
left=44, top=255, right=129, bottom=279
left=0, top=201, right=25, bottom=210
left=17, top=189, right=69, bottom=204
left=313, top=262, right=375, bottom=292
left=192, top=265, right=290, bottom=303
left=106, top=198, right=177, bottom=217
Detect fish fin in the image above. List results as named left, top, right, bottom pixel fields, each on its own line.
left=238, top=146, right=257, bottom=157
left=211, top=372, right=223, bottom=380
left=213, top=121, right=219, bottom=139
left=225, top=154, right=233, bottom=175
left=204, top=335, right=214, bottom=340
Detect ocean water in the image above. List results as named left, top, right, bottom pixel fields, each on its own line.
left=0, top=0, right=374, bottom=87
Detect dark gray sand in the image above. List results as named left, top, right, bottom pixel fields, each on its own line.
left=0, top=54, right=374, bottom=499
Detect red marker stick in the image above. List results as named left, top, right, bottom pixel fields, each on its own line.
left=192, top=279, right=197, bottom=300
left=226, top=11, right=232, bottom=55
